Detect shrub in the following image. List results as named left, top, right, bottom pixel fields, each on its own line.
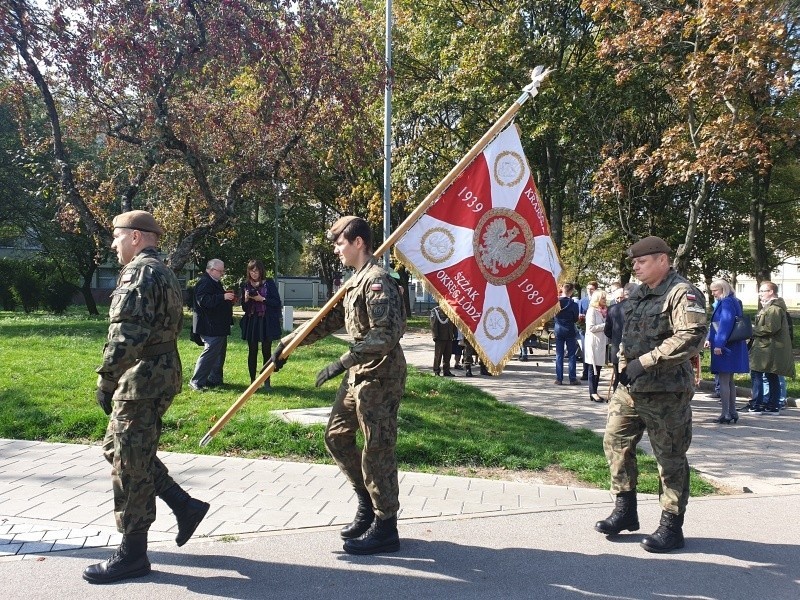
left=42, top=278, right=77, bottom=314
left=0, top=259, right=19, bottom=310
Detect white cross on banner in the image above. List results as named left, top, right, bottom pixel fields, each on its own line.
left=396, top=124, right=562, bottom=374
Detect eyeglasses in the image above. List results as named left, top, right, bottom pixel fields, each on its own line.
left=211, top=267, right=225, bottom=274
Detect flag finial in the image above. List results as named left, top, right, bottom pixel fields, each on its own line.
left=522, top=66, right=554, bottom=99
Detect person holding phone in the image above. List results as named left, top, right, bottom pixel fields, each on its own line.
left=240, top=259, right=282, bottom=388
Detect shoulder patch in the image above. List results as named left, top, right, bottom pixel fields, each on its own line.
left=121, top=273, right=134, bottom=284
left=370, top=282, right=383, bottom=292
left=686, top=293, right=696, bottom=301
left=685, top=306, right=705, bottom=314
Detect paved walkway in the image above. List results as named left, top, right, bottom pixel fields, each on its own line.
left=2, top=323, right=799, bottom=593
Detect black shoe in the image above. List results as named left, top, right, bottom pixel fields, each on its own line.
left=465, top=367, right=473, bottom=377
left=595, top=491, right=639, bottom=535
left=343, top=516, right=400, bottom=555
left=641, top=511, right=685, bottom=553
left=159, top=484, right=210, bottom=546
left=714, top=416, right=732, bottom=424
left=569, top=380, right=580, bottom=385
left=433, top=370, right=440, bottom=377
left=188, top=382, right=204, bottom=392
left=340, top=489, right=375, bottom=540
left=747, top=405, right=764, bottom=413
left=443, top=371, right=455, bottom=377
left=83, top=533, right=150, bottom=584
left=453, top=365, right=463, bottom=370
left=479, top=365, right=492, bottom=376
left=761, top=406, right=780, bottom=414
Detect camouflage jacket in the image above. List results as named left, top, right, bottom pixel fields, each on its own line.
left=620, top=269, right=707, bottom=393
left=297, top=257, right=406, bottom=381
left=96, top=247, right=183, bottom=399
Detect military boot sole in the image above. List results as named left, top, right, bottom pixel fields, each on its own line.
left=342, top=536, right=400, bottom=555
left=640, top=535, right=685, bottom=553
left=594, top=519, right=640, bottom=535
left=82, top=556, right=151, bottom=584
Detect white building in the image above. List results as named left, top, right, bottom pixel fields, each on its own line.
left=734, top=261, right=800, bottom=309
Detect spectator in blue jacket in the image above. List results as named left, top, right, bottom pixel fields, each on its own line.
left=553, top=283, right=580, bottom=385
left=706, top=279, right=749, bottom=423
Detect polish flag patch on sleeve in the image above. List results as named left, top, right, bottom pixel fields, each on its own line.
left=686, top=293, right=696, bottom=301
left=370, top=282, right=383, bottom=292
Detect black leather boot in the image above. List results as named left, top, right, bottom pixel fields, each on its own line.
left=160, top=483, right=210, bottom=546
left=340, top=489, right=375, bottom=540
left=594, top=490, right=639, bottom=535
left=465, top=365, right=473, bottom=377
left=343, top=515, right=400, bottom=555
left=82, top=533, right=150, bottom=584
left=641, top=511, right=685, bottom=553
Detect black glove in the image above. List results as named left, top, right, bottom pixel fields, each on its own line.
left=265, top=340, right=288, bottom=373
left=95, top=389, right=113, bottom=415
left=316, top=359, right=345, bottom=387
left=617, top=358, right=645, bottom=387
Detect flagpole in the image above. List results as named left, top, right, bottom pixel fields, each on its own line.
left=199, top=67, right=552, bottom=447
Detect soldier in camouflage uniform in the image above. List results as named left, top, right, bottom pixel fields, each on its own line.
left=83, top=211, right=210, bottom=584
left=271, top=216, right=407, bottom=555
left=594, top=237, right=706, bottom=553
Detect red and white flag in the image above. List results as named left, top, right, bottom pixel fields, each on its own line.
left=396, top=124, right=562, bottom=373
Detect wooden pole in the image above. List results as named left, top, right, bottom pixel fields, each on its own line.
left=199, top=67, right=552, bottom=446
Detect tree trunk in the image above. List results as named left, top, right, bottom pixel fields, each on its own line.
left=748, top=168, right=772, bottom=286
left=673, top=176, right=710, bottom=275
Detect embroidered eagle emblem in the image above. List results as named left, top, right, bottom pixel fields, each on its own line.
left=478, top=218, right=526, bottom=275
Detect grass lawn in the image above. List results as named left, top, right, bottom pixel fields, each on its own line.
left=0, top=308, right=717, bottom=496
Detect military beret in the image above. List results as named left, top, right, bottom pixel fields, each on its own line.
left=627, top=236, right=671, bottom=259
left=112, top=210, right=164, bottom=236
left=326, top=215, right=361, bottom=241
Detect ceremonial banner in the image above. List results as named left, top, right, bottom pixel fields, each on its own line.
left=396, top=124, right=562, bottom=374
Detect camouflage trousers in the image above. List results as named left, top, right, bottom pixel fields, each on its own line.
left=603, top=386, right=693, bottom=515
left=325, top=373, right=406, bottom=520
left=101, top=396, right=177, bottom=534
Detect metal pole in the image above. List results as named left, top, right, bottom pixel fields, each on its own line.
left=382, top=0, right=393, bottom=268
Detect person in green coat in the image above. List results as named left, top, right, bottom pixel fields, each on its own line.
left=748, top=282, right=795, bottom=413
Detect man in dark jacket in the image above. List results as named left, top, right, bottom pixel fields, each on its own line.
left=189, top=259, right=234, bottom=391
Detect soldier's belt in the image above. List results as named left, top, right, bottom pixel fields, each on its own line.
left=140, top=340, right=178, bottom=358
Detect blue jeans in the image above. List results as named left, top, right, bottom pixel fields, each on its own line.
left=191, top=335, right=228, bottom=387
left=751, top=370, right=779, bottom=410
left=761, top=373, right=788, bottom=408
left=555, top=335, right=577, bottom=382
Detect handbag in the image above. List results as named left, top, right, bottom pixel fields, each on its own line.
left=726, top=315, right=753, bottom=343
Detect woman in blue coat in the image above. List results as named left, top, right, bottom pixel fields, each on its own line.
left=707, top=279, right=749, bottom=423
left=240, top=259, right=282, bottom=388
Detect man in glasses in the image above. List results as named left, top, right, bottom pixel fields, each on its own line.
left=189, top=258, right=235, bottom=391
left=594, top=236, right=706, bottom=553
left=747, top=281, right=795, bottom=413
